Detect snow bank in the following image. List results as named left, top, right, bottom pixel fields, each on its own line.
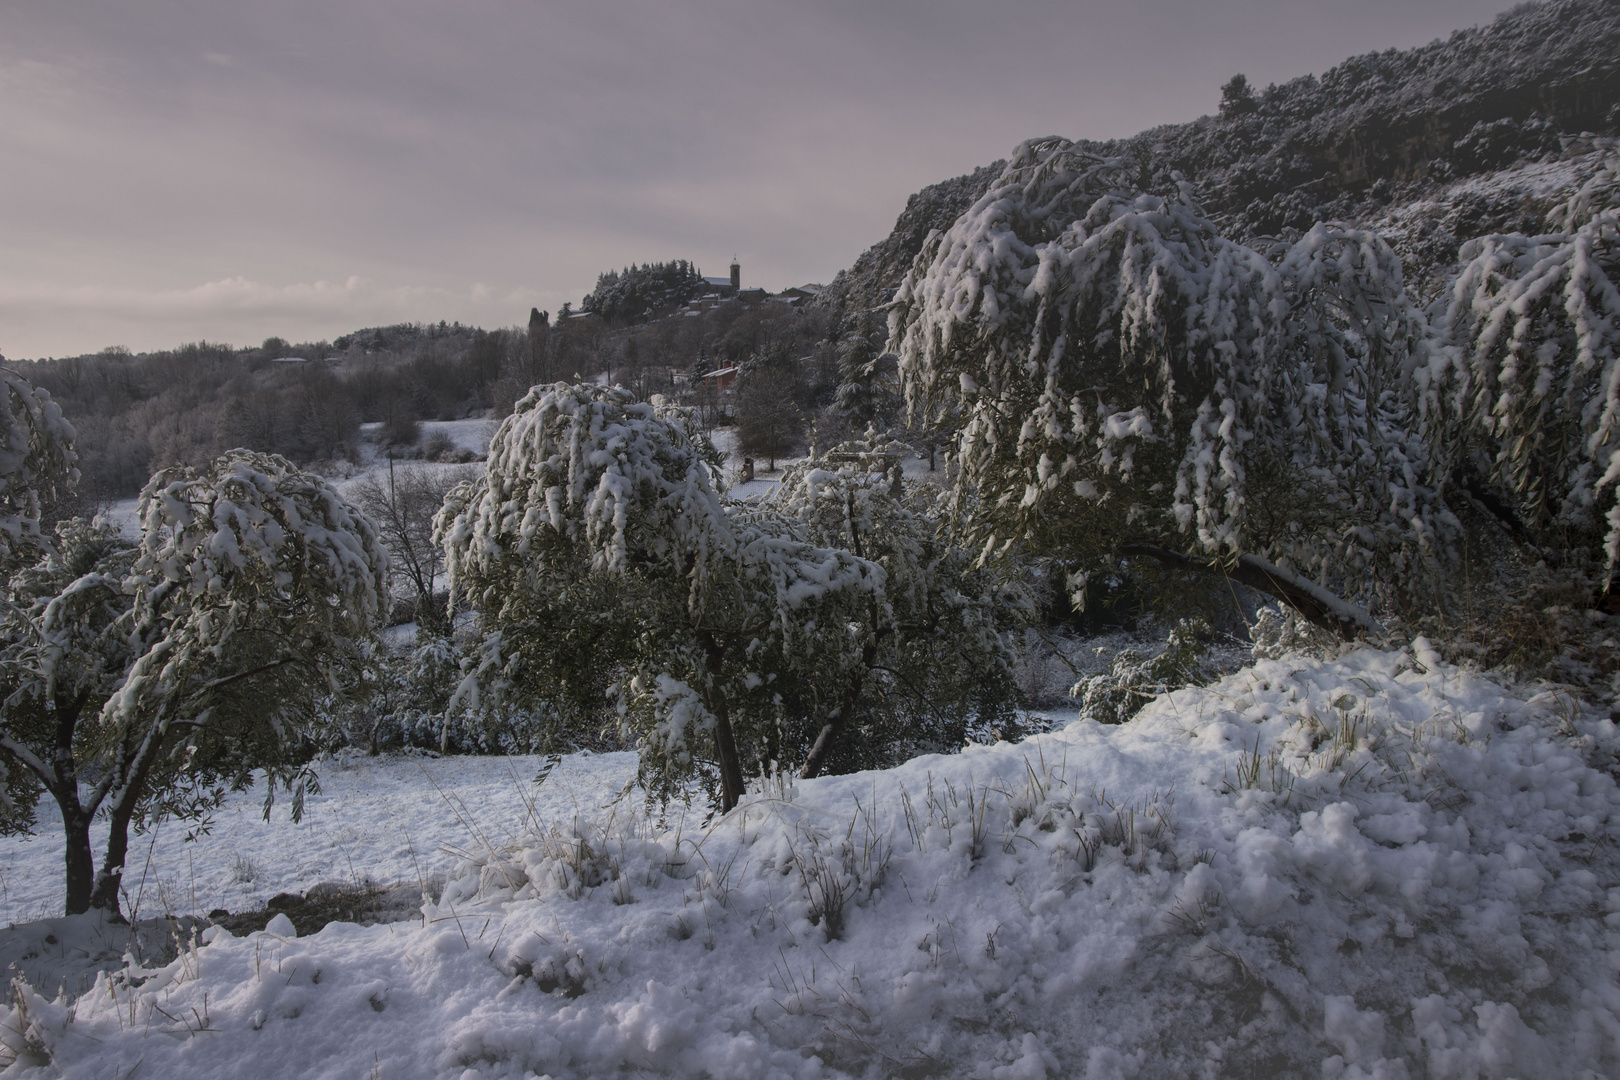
left=6, top=648, right=1619, bottom=1078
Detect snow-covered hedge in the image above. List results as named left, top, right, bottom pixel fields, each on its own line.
left=14, top=646, right=1619, bottom=1078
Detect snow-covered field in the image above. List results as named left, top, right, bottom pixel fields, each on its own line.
left=0, top=752, right=639, bottom=927
left=4, top=645, right=1617, bottom=1078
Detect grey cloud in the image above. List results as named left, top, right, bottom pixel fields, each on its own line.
left=2, top=0, right=1514, bottom=356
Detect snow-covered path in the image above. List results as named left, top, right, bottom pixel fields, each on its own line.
left=0, top=751, right=639, bottom=925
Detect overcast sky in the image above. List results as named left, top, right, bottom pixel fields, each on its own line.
left=2, top=0, right=1515, bottom=358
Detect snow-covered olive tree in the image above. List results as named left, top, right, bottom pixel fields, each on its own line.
left=0, top=448, right=387, bottom=916
left=768, top=431, right=1025, bottom=777
left=438, top=383, right=883, bottom=810
left=1432, top=155, right=1620, bottom=591
left=0, top=363, right=77, bottom=566
left=891, top=138, right=1445, bottom=634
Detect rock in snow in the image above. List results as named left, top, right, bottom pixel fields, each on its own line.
left=2, top=645, right=1618, bottom=1078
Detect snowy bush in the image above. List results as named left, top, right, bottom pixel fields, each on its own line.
left=1071, top=617, right=1217, bottom=725
left=1248, top=603, right=1342, bottom=660
left=767, top=429, right=1027, bottom=776
left=325, top=633, right=467, bottom=755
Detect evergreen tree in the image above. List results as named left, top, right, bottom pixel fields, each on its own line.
left=437, top=383, right=883, bottom=810
left=1433, top=153, right=1620, bottom=592
left=889, top=138, right=1443, bottom=634
left=0, top=440, right=387, bottom=916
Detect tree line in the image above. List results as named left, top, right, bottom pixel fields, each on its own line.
left=10, top=293, right=859, bottom=502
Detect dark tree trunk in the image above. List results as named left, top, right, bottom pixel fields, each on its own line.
left=42, top=690, right=95, bottom=914
left=89, top=791, right=137, bottom=918
left=700, top=633, right=747, bottom=812
left=89, top=726, right=163, bottom=920
left=57, top=802, right=95, bottom=916
left=799, top=713, right=845, bottom=781
left=800, top=642, right=875, bottom=780
left=711, top=695, right=746, bottom=813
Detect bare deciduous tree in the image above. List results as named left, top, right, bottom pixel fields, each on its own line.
left=350, top=459, right=476, bottom=631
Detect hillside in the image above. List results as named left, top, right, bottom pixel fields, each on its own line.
left=822, top=0, right=1620, bottom=316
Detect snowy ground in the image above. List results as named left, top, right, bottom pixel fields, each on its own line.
left=4, top=645, right=1618, bottom=1078
left=0, top=752, right=639, bottom=927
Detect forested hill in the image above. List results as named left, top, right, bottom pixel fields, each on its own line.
left=822, top=0, right=1620, bottom=315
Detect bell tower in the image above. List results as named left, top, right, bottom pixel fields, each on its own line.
left=730, top=257, right=740, bottom=291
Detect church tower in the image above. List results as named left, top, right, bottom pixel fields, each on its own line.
left=730, top=258, right=740, bottom=291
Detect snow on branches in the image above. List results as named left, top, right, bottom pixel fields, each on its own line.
left=1436, top=159, right=1620, bottom=586
left=0, top=365, right=77, bottom=561
left=890, top=137, right=1443, bottom=625
left=123, top=449, right=388, bottom=699
left=438, top=384, right=885, bottom=808
left=1, top=450, right=387, bottom=915
left=440, top=382, right=733, bottom=605
left=767, top=430, right=1025, bottom=776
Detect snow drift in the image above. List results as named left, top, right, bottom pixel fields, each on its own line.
left=4, top=645, right=1618, bottom=1078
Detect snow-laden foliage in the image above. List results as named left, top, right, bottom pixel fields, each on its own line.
left=1434, top=154, right=1620, bottom=586
left=0, top=518, right=135, bottom=835
left=115, top=449, right=388, bottom=735
left=1070, top=616, right=1217, bottom=726
left=438, top=384, right=885, bottom=809
left=22, top=647, right=1620, bottom=1078
left=324, top=634, right=466, bottom=755
left=0, top=365, right=77, bottom=563
left=440, top=382, right=731, bottom=593
left=891, top=138, right=1446, bottom=625
left=766, top=430, right=1025, bottom=775
left=0, top=450, right=388, bottom=915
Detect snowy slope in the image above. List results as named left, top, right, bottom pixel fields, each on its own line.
left=4, top=646, right=1617, bottom=1078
